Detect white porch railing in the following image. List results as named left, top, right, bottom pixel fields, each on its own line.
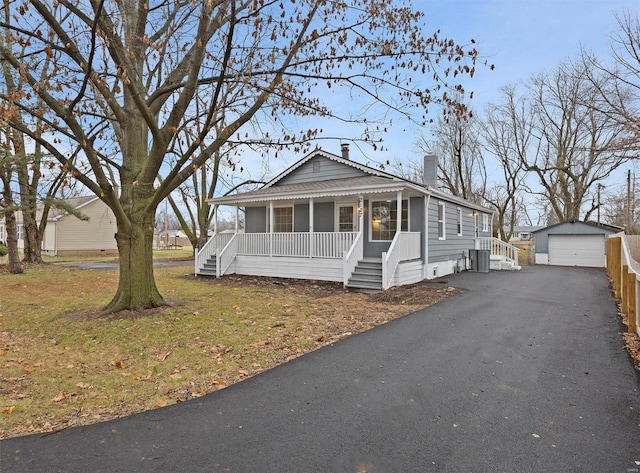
left=476, top=236, right=520, bottom=267
left=194, top=232, right=234, bottom=275
left=218, top=234, right=238, bottom=276
left=235, top=232, right=357, bottom=258
left=382, top=232, right=421, bottom=289
left=343, top=232, right=364, bottom=286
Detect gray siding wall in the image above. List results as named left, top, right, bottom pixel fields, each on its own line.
left=294, top=204, right=308, bottom=232
left=245, top=206, right=266, bottom=233
left=428, top=199, right=488, bottom=264
left=277, top=156, right=367, bottom=185
left=314, top=202, right=334, bottom=232
left=533, top=221, right=616, bottom=253
left=244, top=202, right=335, bottom=233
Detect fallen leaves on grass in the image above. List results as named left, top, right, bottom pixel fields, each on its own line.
left=0, top=268, right=464, bottom=439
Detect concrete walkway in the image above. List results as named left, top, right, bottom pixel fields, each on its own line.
left=2, top=266, right=639, bottom=472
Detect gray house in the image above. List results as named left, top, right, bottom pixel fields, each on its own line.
left=533, top=220, right=621, bottom=268
left=196, top=146, right=519, bottom=290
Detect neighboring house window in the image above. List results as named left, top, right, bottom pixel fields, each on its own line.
left=0, top=224, right=4, bottom=242
left=457, top=208, right=463, bottom=236
left=438, top=202, right=446, bottom=240
left=482, top=214, right=489, bottom=232
left=268, top=206, right=293, bottom=232
left=371, top=200, right=408, bottom=241
left=17, top=225, right=24, bottom=241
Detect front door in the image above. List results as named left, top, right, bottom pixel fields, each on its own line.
left=337, top=204, right=357, bottom=232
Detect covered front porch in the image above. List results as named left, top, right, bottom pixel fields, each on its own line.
left=195, top=227, right=423, bottom=290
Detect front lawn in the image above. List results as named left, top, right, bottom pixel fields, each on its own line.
left=0, top=263, right=462, bottom=438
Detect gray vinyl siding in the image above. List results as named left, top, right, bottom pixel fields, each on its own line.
left=428, top=200, right=481, bottom=264
left=277, top=156, right=367, bottom=185
left=533, top=221, right=616, bottom=253
left=245, top=206, right=267, bottom=233
left=314, top=202, right=334, bottom=232
left=245, top=202, right=335, bottom=233
left=294, top=204, right=308, bottom=232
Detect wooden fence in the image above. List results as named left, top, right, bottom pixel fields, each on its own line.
left=606, top=234, right=638, bottom=335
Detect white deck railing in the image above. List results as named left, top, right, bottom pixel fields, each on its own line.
left=221, top=232, right=358, bottom=259
left=382, top=232, right=421, bottom=289
left=343, top=232, right=364, bottom=286
left=476, top=237, right=520, bottom=267
left=194, top=232, right=234, bottom=275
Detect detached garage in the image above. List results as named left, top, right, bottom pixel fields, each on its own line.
left=533, top=221, right=621, bottom=268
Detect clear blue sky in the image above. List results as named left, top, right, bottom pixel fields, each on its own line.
left=238, top=1, right=640, bottom=194
left=251, top=0, right=639, bottom=176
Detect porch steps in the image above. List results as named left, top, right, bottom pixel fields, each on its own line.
left=490, top=255, right=521, bottom=271
left=197, top=257, right=218, bottom=276
left=346, top=258, right=383, bottom=291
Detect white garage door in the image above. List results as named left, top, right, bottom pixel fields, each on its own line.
left=548, top=234, right=605, bottom=267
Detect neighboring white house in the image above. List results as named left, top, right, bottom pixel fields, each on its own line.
left=196, top=146, right=520, bottom=291
left=0, top=196, right=118, bottom=256
left=505, top=225, right=541, bottom=242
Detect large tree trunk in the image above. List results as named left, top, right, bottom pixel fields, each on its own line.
left=104, top=214, right=165, bottom=313
left=3, top=209, right=23, bottom=274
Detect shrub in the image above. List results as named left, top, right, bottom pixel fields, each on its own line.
left=0, top=243, right=8, bottom=257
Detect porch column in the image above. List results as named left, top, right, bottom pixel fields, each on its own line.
left=358, top=196, right=364, bottom=233
left=269, top=201, right=274, bottom=257
left=396, top=191, right=402, bottom=235
left=235, top=207, right=239, bottom=233
left=213, top=205, right=218, bottom=235
left=309, top=199, right=314, bottom=258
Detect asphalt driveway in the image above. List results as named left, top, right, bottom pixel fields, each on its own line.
left=2, top=265, right=639, bottom=472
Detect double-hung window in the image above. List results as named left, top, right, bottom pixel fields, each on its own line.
left=457, top=208, right=463, bottom=236
left=371, top=200, right=408, bottom=241
left=268, top=206, right=293, bottom=232
left=438, top=202, right=446, bottom=240
left=482, top=213, right=489, bottom=233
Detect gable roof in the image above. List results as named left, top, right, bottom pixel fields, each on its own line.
left=208, top=147, right=492, bottom=213
left=0, top=195, right=102, bottom=224
left=532, top=220, right=623, bottom=234
left=262, top=148, right=397, bottom=188
left=47, top=196, right=101, bottom=221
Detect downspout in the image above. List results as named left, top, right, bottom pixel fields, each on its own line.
left=396, top=191, right=402, bottom=236
left=424, top=194, right=430, bottom=279
left=309, top=198, right=314, bottom=258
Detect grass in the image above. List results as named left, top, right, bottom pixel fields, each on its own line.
left=0, top=261, right=461, bottom=438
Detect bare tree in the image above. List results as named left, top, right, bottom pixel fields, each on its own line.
left=480, top=85, right=531, bottom=241
left=520, top=60, right=637, bottom=222
left=416, top=109, right=486, bottom=204
left=0, top=0, right=485, bottom=312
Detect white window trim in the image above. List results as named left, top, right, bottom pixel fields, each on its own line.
left=457, top=208, right=463, bottom=236
left=482, top=213, right=489, bottom=232
left=266, top=205, right=294, bottom=233
left=335, top=202, right=358, bottom=232
left=438, top=202, right=446, bottom=240
left=369, top=199, right=409, bottom=242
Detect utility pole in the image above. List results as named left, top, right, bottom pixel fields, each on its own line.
left=627, top=169, right=632, bottom=234
left=597, top=183, right=604, bottom=224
